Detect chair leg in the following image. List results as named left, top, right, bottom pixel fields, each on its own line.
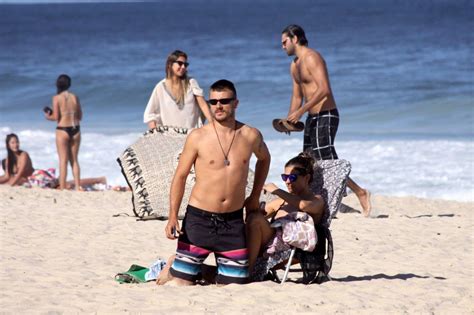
left=280, top=248, right=296, bottom=284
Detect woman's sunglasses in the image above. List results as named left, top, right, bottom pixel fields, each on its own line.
left=281, top=173, right=299, bottom=183
left=174, top=61, right=189, bottom=67
left=208, top=98, right=235, bottom=106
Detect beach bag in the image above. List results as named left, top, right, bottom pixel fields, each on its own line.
left=272, top=212, right=317, bottom=252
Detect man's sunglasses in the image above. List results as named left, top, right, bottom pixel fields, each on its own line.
left=208, top=98, right=235, bottom=106
left=174, top=61, right=189, bottom=67
left=281, top=173, right=299, bottom=183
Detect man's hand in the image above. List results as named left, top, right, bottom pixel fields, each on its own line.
left=287, top=109, right=303, bottom=124
left=165, top=217, right=181, bottom=240
left=263, top=183, right=279, bottom=194
left=244, top=194, right=260, bottom=212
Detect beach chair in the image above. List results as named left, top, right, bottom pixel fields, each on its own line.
left=254, top=159, right=351, bottom=284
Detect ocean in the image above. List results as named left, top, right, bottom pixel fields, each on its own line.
left=0, top=0, right=473, bottom=201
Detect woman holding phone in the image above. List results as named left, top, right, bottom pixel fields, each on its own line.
left=44, top=74, right=83, bottom=190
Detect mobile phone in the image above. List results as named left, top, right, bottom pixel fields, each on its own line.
left=171, top=227, right=177, bottom=237
left=43, top=106, right=52, bottom=115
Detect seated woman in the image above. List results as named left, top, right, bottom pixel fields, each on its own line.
left=246, top=152, right=325, bottom=276
left=0, top=133, right=34, bottom=186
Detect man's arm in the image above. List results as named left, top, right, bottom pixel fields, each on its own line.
left=287, top=62, right=304, bottom=117
left=244, top=130, right=271, bottom=212
left=165, top=130, right=199, bottom=239
left=287, top=53, right=330, bottom=123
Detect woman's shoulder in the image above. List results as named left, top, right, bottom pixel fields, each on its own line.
left=151, top=79, right=166, bottom=89
left=18, top=151, right=31, bottom=161
left=188, top=77, right=202, bottom=89
left=188, top=77, right=199, bottom=84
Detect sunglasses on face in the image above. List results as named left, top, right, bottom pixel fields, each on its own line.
left=208, top=98, right=235, bottom=105
left=281, top=173, right=299, bottom=183
left=174, top=60, right=189, bottom=67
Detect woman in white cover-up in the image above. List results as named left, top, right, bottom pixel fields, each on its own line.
left=143, top=50, right=212, bottom=130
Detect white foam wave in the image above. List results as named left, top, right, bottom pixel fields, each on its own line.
left=1, top=127, right=472, bottom=202
left=263, top=138, right=474, bottom=202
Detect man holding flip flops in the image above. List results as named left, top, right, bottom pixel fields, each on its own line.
left=278, top=24, right=371, bottom=216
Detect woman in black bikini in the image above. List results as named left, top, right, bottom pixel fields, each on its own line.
left=44, top=74, right=83, bottom=190
left=246, top=152, right=325, bottom=275
left=0, top=133, right=34, bottom=186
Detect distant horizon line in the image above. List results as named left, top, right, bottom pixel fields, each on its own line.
left=0, top=0, right=158, bottom=4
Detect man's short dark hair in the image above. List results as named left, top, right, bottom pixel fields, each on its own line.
left=282, top=24, right=308, bottom=46
left=210, top=79, right=237, bottom=98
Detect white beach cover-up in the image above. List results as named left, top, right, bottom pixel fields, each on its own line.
left=143, top=78, right=204, bottom=129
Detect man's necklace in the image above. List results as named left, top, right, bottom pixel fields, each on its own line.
left=212, top=121, right=237, bottom=166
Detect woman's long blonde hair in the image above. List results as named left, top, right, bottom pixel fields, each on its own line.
left=165, top=50, right=190, bottom=105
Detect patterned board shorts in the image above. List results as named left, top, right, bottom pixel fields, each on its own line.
left=303, top=109, right=339, bottom=160
left=169, top=205, right=249, bottom=284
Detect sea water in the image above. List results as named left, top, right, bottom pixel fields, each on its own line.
left=0, top=0, right=472, bottom=201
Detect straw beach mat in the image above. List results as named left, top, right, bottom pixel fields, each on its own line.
left=117, top=126, right=256, bottom=220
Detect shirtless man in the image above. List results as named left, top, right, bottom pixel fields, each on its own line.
left=161, top=79, right=271, bottom=285
left=281, top=24, right=371, bottom=216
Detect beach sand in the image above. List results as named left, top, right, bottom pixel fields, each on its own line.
left=0, top=185, right=472, bottom=313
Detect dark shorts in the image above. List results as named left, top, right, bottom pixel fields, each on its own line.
left=303, top=109, right=339, bottom=160
left=169, top=205, right=249, bottom=284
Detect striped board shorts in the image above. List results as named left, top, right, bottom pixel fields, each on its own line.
left=303, top=108, right=339, bottom=160
left=169, top=205, right=249, bottom=284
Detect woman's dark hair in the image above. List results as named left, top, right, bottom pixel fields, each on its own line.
left=5, top=133, right=20, bottom=175
left=56, top=74, right=71, bottom=94
left=285, top=152, right=315, bottom=183
left=282, top=24, right=308, bottom=46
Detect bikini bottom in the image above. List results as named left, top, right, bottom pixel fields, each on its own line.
left=56, top=126, right=80, bottom=139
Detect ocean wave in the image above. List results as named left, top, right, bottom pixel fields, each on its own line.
left=1, top=127, right=472, bottom=202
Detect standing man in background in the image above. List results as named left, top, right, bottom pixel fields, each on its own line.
left=281, top=24, right=371, bottom=216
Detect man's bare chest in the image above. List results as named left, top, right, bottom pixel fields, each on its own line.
left=294, top=62, right=312, bottom=84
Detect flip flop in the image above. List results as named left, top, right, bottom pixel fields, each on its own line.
left=272, top=119, right=288, bottom=132
left=272, top=119, right=305, bottom=133
left=282, top=119, right=304, bottom=132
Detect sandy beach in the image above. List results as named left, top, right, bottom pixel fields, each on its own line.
left=0, top=185, right=472, bottom=313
